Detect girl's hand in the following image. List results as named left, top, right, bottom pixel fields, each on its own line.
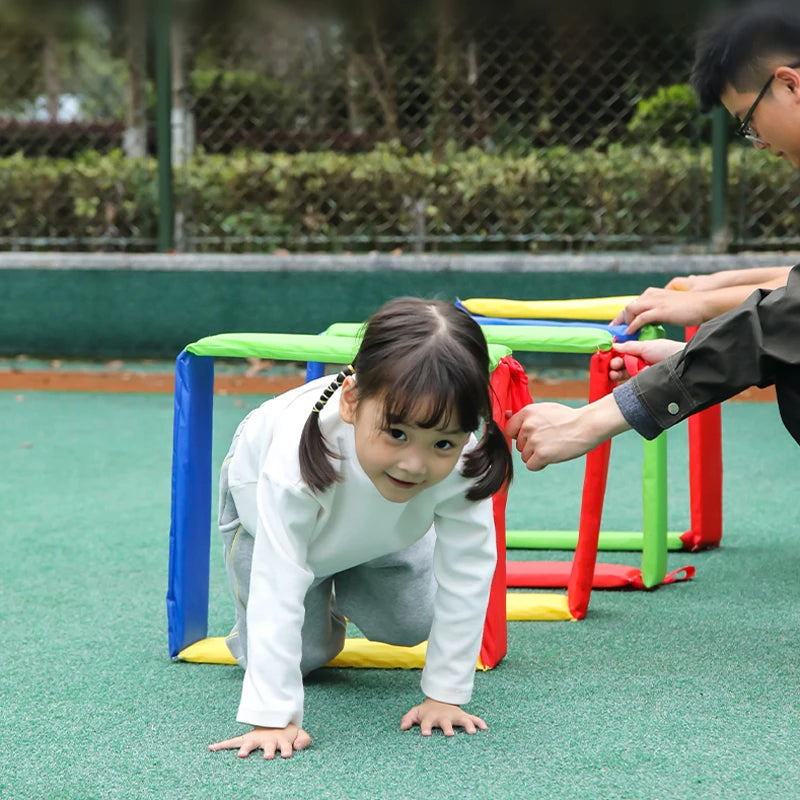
left=400, top=698, right=488, bottom=737
left=209, top=724, right=312, bottom=759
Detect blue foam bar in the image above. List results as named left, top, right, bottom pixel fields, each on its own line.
left=166, top=350, right=215, bottom=657
left=305, top=361, right=325, bottom=381
left=465, top=313, right=635, bottom=341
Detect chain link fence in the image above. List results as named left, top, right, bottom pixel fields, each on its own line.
left=0, top=0, right=796, bottom=252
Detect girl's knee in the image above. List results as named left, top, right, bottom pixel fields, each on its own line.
left=356, top=613, right=433, bottom=648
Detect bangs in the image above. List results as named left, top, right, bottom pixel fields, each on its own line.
left=379, top=357, right=486, bottom=432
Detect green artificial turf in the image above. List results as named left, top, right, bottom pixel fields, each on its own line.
left=1, top=390, right=798, bottom=800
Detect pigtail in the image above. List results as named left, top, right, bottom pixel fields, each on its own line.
left=461, top=417, right=513, bottom=501
left=298, top=365, right=355, bottom=493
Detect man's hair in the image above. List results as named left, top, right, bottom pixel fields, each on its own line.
left=691, top=2, right=800, bottom=111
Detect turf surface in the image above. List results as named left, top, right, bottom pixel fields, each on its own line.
left=2, top=390, right=798, bottom=800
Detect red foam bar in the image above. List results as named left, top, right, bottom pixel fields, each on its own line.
left=482, top=356, right=534, bottom=668
left=681, top=325, right=723, bottom=551
left=566, top=350, right=615, bottom=618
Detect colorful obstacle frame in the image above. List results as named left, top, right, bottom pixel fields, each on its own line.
left=458, top=296, right=723, bottom=553
left=307, top=319, right=692, bottom=599
left=167, top=331, right=522, bottom=671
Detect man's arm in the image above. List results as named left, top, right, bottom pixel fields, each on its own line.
left=625, top=269, right=800, bottom=432
left=612, top=265, right=793, bottom=335
left=613, top=278, right=789, bottom=335
left=665, top=265, right=792, bottom=291
left=506, top=394, right=631, bottom=471
left=509, top=264, right=800, bottom=470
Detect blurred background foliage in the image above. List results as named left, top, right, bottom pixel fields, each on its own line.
left=0, top=0, right=793, bottom=252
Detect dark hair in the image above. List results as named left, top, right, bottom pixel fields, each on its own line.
left=299, top=297, right=512, bottom=501
left=691, top=2, right=800, bottom=111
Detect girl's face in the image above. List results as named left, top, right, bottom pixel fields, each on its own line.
left=339, top=377, right=470, bottom=503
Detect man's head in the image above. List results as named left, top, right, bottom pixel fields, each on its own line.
left=692, top=2, right=800, bottom=167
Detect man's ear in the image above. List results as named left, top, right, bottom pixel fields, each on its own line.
left=775, top=65, right=800, bottom=98
left=339, top=374, right=358, bottom=424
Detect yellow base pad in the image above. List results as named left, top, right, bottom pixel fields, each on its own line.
left=506, top=592, right=576, bottom=621
left=179, top=636, right=433, bottom=669
left=177, top=593, right=576, bottom=667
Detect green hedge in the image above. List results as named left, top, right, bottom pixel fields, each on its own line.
left=0, top=144, right=795, bottom=250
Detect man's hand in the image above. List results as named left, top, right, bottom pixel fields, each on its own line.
left=505, top=395, right=630, bottom=471
left=608, top=339, right=686, bottom=382
left=209, top=724, right=312, bottom=759
left=400, top=698, right=488, bottom=737
left=611, top=287, right=711, bottom=334
left=664, top=274, right=721, bottom=292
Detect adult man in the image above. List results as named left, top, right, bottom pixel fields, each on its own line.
left=507, top=1, right=800, bottom=469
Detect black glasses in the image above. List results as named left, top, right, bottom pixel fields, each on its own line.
left=736, top=62, right=800, bottom=145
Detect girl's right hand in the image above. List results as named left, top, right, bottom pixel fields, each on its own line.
left=209, top=724, right=312, bottom=759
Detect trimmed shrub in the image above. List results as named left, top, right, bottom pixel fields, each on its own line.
left=0, top=144, right=796, bottom=251
left=626, top=84, right=707, bottom=145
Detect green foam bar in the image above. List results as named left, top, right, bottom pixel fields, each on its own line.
left=187, top=332, right=362, bottom=362
left=478, top=325, right=613, bottom=352
left=324, top=321, right=613, bottom=354
left=187, top=331, right=510, bottom=371
left=324, top=322, right=363, bottom=337
left=640, top=432, right=669, bottom=587
left=506, top=529, right=684, bottom=551
left=638, top=324, right=665, bottom=341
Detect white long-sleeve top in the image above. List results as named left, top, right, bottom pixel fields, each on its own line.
left=225, top=376, right=497, bottom=729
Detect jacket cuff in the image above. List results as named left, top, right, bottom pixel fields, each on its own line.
left=612, top=381, right=664, bottom=440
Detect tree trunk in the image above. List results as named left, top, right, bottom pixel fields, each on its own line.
left=431, top=0, right=459, bottom=159
left=42, top=33, right=59, bottom=121
left=350, top=0, right=399, bottom=140
left=345, top=55, right=365, bottom=135
left=123, top=0, right=147, bottom=157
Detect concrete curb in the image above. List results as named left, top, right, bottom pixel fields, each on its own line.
left=1, top=251, right=799, bottom=273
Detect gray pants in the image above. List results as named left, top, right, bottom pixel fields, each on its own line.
left=218, top=441, right=436, bottom=675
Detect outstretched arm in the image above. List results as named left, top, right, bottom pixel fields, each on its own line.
left=612, top=267, right=791, bottom=335
left=665, top=265, right=791, bottom=292
left=511, top=265, right=800, bottom=471
left=505, top=394, right=631, bottom=471
left=611, top=283, right=780, bottom=335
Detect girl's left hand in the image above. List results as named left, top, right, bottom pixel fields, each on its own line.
left=400, top=698, right=488, bottom=736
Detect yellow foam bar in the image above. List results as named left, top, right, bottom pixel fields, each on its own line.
left=506, top=592, right=576, bottom=621
left=460, top=296, right=637, bottom=321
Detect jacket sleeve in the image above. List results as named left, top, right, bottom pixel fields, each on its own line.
left=235, top=477, right=319, bottom=730
left=420, top=494, right=496, bottom=706
left=615, top=263, right=800, bottom=435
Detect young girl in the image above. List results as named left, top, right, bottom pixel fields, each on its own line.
left=209, top=297, right=512, bottom=760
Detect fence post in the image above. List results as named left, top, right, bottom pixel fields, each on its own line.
left=153, top=0, right=174, bottom=252
left=709, top=0, right=731, bottom=253
left=710, top=105, right=729, bottom=252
